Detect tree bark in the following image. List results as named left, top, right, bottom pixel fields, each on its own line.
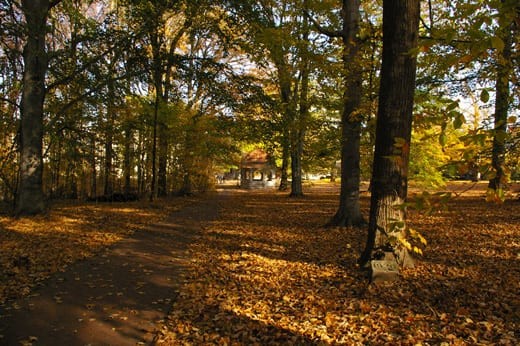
left=123, top=126, right=132, bottom=195
left=103, top=111, right=114, bottom=196
left=359, top=0, right=420, bottom=267
left=150, top=95, right=159, bottom=201
left=328, top=0, right=365, bottom=227
left=277, top=67, right=292, bottom=193
left=488, top=1, right=513, bottom=194
left=16, top=0, right=53, bottom=215
left=90, top=133, right=97, bottom=198
left=289, top=134, right=304, bottom=196
left=289, top=6, right=312, bottom=198
left=278, top=138, right=290, bottom=191
left=158, top=107, right=169, bottom=196
left=179, top=121, right=195, bottom=196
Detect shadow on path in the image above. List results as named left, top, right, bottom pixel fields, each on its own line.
left=0, top=194, right=220, bottom=346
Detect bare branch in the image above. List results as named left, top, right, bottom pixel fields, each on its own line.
left=420, top=16, right=431, bottom=32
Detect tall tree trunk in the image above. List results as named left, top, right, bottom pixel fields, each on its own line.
left=150, top=96, right=159, bottom=201
left=158, top=117, right=168, bottom=197
left=276, top=61, right=295, bottom=193
left=149, top=30, right=163, bottom=201
left=179, top=122, right=195, bottom=196
left=278, top=134, right=290, bottom=191
left=359, top=0, right=420, bottom=267
left=488, top=1, right=513, bottom=195
left=52, top=139, right=62, bottom=198
left=16, top=0, right=53, bottom=215
left=90, top=133, right=97, bottom=198
left=137, top=130, right=145, bottom=195
left=103, top=103, right=114, bottom=196
left=103, top=132, right=113, bottom=196
left=329, top=0, right=365, bottom=227
left=123, top=126, right=132, bottom=195
left=290, top=134, right=304, bottom=196
left=290, top=11, right=311, bottom=198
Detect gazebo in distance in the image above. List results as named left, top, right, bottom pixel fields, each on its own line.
left=240, top=149, right=278, bottom=189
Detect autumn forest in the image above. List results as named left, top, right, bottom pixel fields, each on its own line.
left=0, top=0, right=519, bottom=345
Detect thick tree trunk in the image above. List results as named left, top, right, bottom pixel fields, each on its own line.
left=16, top=0, right=51, bottom=215
left=328, top=0, right=365, bottom=227
left=329, top=120, right=365, bottom=227
left=359, top=0, right=420, bottom=267
left=488, top=4, right=513, bottom=194
left=289, top=134, right=304, bottom=197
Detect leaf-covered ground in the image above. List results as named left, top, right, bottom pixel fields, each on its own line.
left=1, top=183, right=518, bottom=345
left=155, top=182, right=519, bottom=345
left=0, top=198, right=195, bottom=305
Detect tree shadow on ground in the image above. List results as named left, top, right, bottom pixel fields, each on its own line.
left=186, top=188, right=519, bottom=343
left=0, top=196, right=220, bottom=345
left=156, top=303, right=321, bottom=345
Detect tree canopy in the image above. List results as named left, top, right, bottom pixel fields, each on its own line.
left=0, top=0, right=518, bottom=212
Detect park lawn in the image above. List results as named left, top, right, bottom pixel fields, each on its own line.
left=155, top=182, right=519, bottom=345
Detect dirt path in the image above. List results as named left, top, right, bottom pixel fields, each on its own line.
left=0, top=193, right=221, bottom=346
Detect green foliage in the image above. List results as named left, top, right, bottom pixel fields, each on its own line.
left=409, top=128, right=449, bottom=188
left=408, top=191, right=452, bottom=215
left=0, top=0, right=518, bottom=205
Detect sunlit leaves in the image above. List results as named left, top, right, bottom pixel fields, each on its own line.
left=155, top=185, right=520, bottom=344
left=0, top=198, right=192, bottom=304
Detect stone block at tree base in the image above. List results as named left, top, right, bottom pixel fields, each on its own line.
left=370, top=259, right=400, bottom=282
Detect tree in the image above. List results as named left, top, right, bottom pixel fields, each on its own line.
left=309, top=0, right=366, bottom=226
left=0, top=2, right=23, bottom=203
left=359, top=0, right=420, bottom=267
left=16, top=0, right=62, bottom=215
left=488, top=0, right=516, bottom=198
left=224, top=0, right=319, bottom=196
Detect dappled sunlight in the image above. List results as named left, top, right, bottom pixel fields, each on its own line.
left=0, top=198, right=193, bottom=305
left=156, top=185, right=519, bottom=344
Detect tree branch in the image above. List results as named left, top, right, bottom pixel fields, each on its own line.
left=0, top=97, right=20, bottom=109
left=420, top=16, right=431, bottom=32
left=49, top=0, right=62, bottom=10
left=303, top=10, right=343, bottom=38
left=419, top=35, right=473, bottom=44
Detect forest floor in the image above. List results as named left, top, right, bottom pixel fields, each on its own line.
left=0, top=181, right=519, bottom=345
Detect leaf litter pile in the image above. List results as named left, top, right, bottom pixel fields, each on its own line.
left=155, top=183, right=519, bottom=345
